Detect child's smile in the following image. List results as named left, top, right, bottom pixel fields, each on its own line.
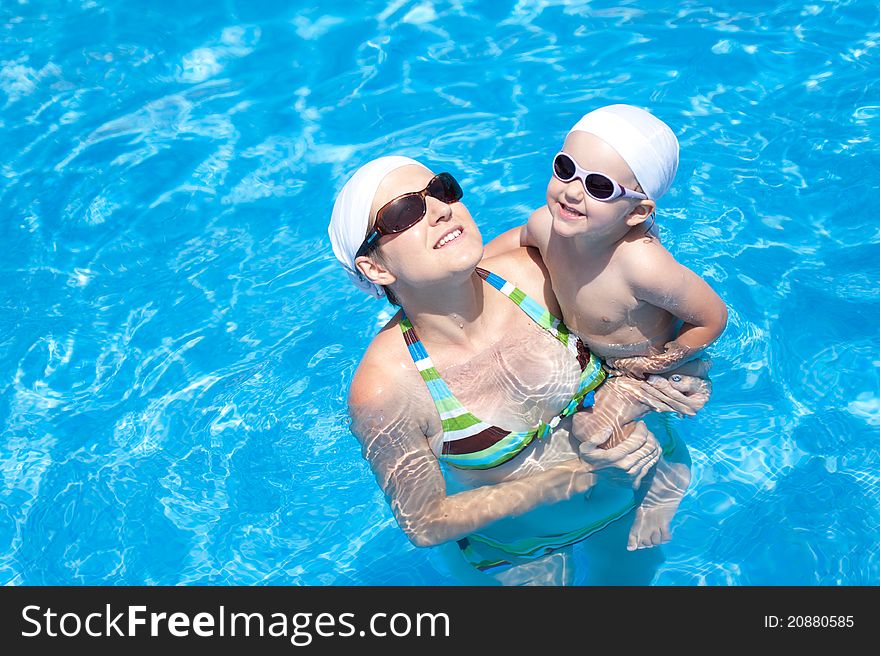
left=557, top=200, right=587, bottom=221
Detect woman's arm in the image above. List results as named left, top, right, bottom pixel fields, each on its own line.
left=349, top=360, right=594, bottom=548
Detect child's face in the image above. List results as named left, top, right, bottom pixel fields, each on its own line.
left=546, top=131, right=649, bottom=239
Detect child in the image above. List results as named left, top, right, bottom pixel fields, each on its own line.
left=488, top=104, right=728, bottom=550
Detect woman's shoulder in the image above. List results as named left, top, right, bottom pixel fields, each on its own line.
left=479, top=246, right=560, bottom=315
left=349, top=311, right=408, bottom=408
left=480, top=245, right=549, bottom=287
left=348, top=311, right=434, bottom=447
left=349, top=311, right=403, bottom=392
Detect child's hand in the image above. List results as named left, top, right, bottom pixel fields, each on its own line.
left=606, top=340, right=695, bottom=379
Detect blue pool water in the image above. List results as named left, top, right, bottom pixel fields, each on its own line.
left=1, top=0, right=878, bottom=585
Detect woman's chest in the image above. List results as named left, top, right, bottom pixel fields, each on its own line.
left=426, top=319, right=582, bottom=436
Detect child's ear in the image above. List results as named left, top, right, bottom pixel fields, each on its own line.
left=625, top=200, right=656, bottom=227
left=355, top=254, right=397, bottom=288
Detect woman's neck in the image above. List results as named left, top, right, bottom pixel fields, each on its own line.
left=398, top=270, right=490, bottom=346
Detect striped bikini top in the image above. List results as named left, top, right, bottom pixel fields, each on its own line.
left=400, top=267, right=606, bottom=471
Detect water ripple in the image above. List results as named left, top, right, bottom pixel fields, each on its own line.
left=2, top=0, right=877, bottom=585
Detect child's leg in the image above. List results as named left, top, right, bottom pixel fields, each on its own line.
left=576, top=508, right=665, bottom=585
left=620, top=365, right=700, bottom=550
left=626, top=414, right=692, bottom=551
left=572, top=379, right=693, bottom=551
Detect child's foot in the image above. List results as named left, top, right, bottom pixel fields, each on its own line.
left=627, top=457, right=691, bottom=551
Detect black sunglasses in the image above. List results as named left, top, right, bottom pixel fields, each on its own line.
left=356, top=173, right=463, bottom=256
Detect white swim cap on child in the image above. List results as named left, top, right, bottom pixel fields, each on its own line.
left=567, top=104, right=679, bottom=201
left=329, top=155, right=429, bottom=299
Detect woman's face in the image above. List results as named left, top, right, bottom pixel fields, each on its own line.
left=367, top=165, right=484, bottom=291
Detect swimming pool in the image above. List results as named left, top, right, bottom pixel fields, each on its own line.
left=1, top=0, right=878, bottom=585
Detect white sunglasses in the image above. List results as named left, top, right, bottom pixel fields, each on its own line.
left=552, top=151, right=648, bottom=201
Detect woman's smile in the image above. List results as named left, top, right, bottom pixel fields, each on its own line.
left=434, top=226, right=464, bottom=249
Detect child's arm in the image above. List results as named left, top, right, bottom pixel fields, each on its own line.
left=610, top=246, right=728, bottom=378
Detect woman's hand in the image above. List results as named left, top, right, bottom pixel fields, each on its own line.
left=576, top=420, right=661, bottom=490
left=609, top=362, right=712, bottom=418
left=637, top=370, right=712, bottom=416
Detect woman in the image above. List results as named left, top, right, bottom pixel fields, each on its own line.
left=329, top=156, right=709, bottom=584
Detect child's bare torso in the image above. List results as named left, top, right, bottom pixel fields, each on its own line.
left=544, top=233, right=678, bottom=359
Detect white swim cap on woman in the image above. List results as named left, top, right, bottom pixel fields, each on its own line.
left=567, top=104, right=679, bottom=201
left=329, top=155, right=429, bottom=299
